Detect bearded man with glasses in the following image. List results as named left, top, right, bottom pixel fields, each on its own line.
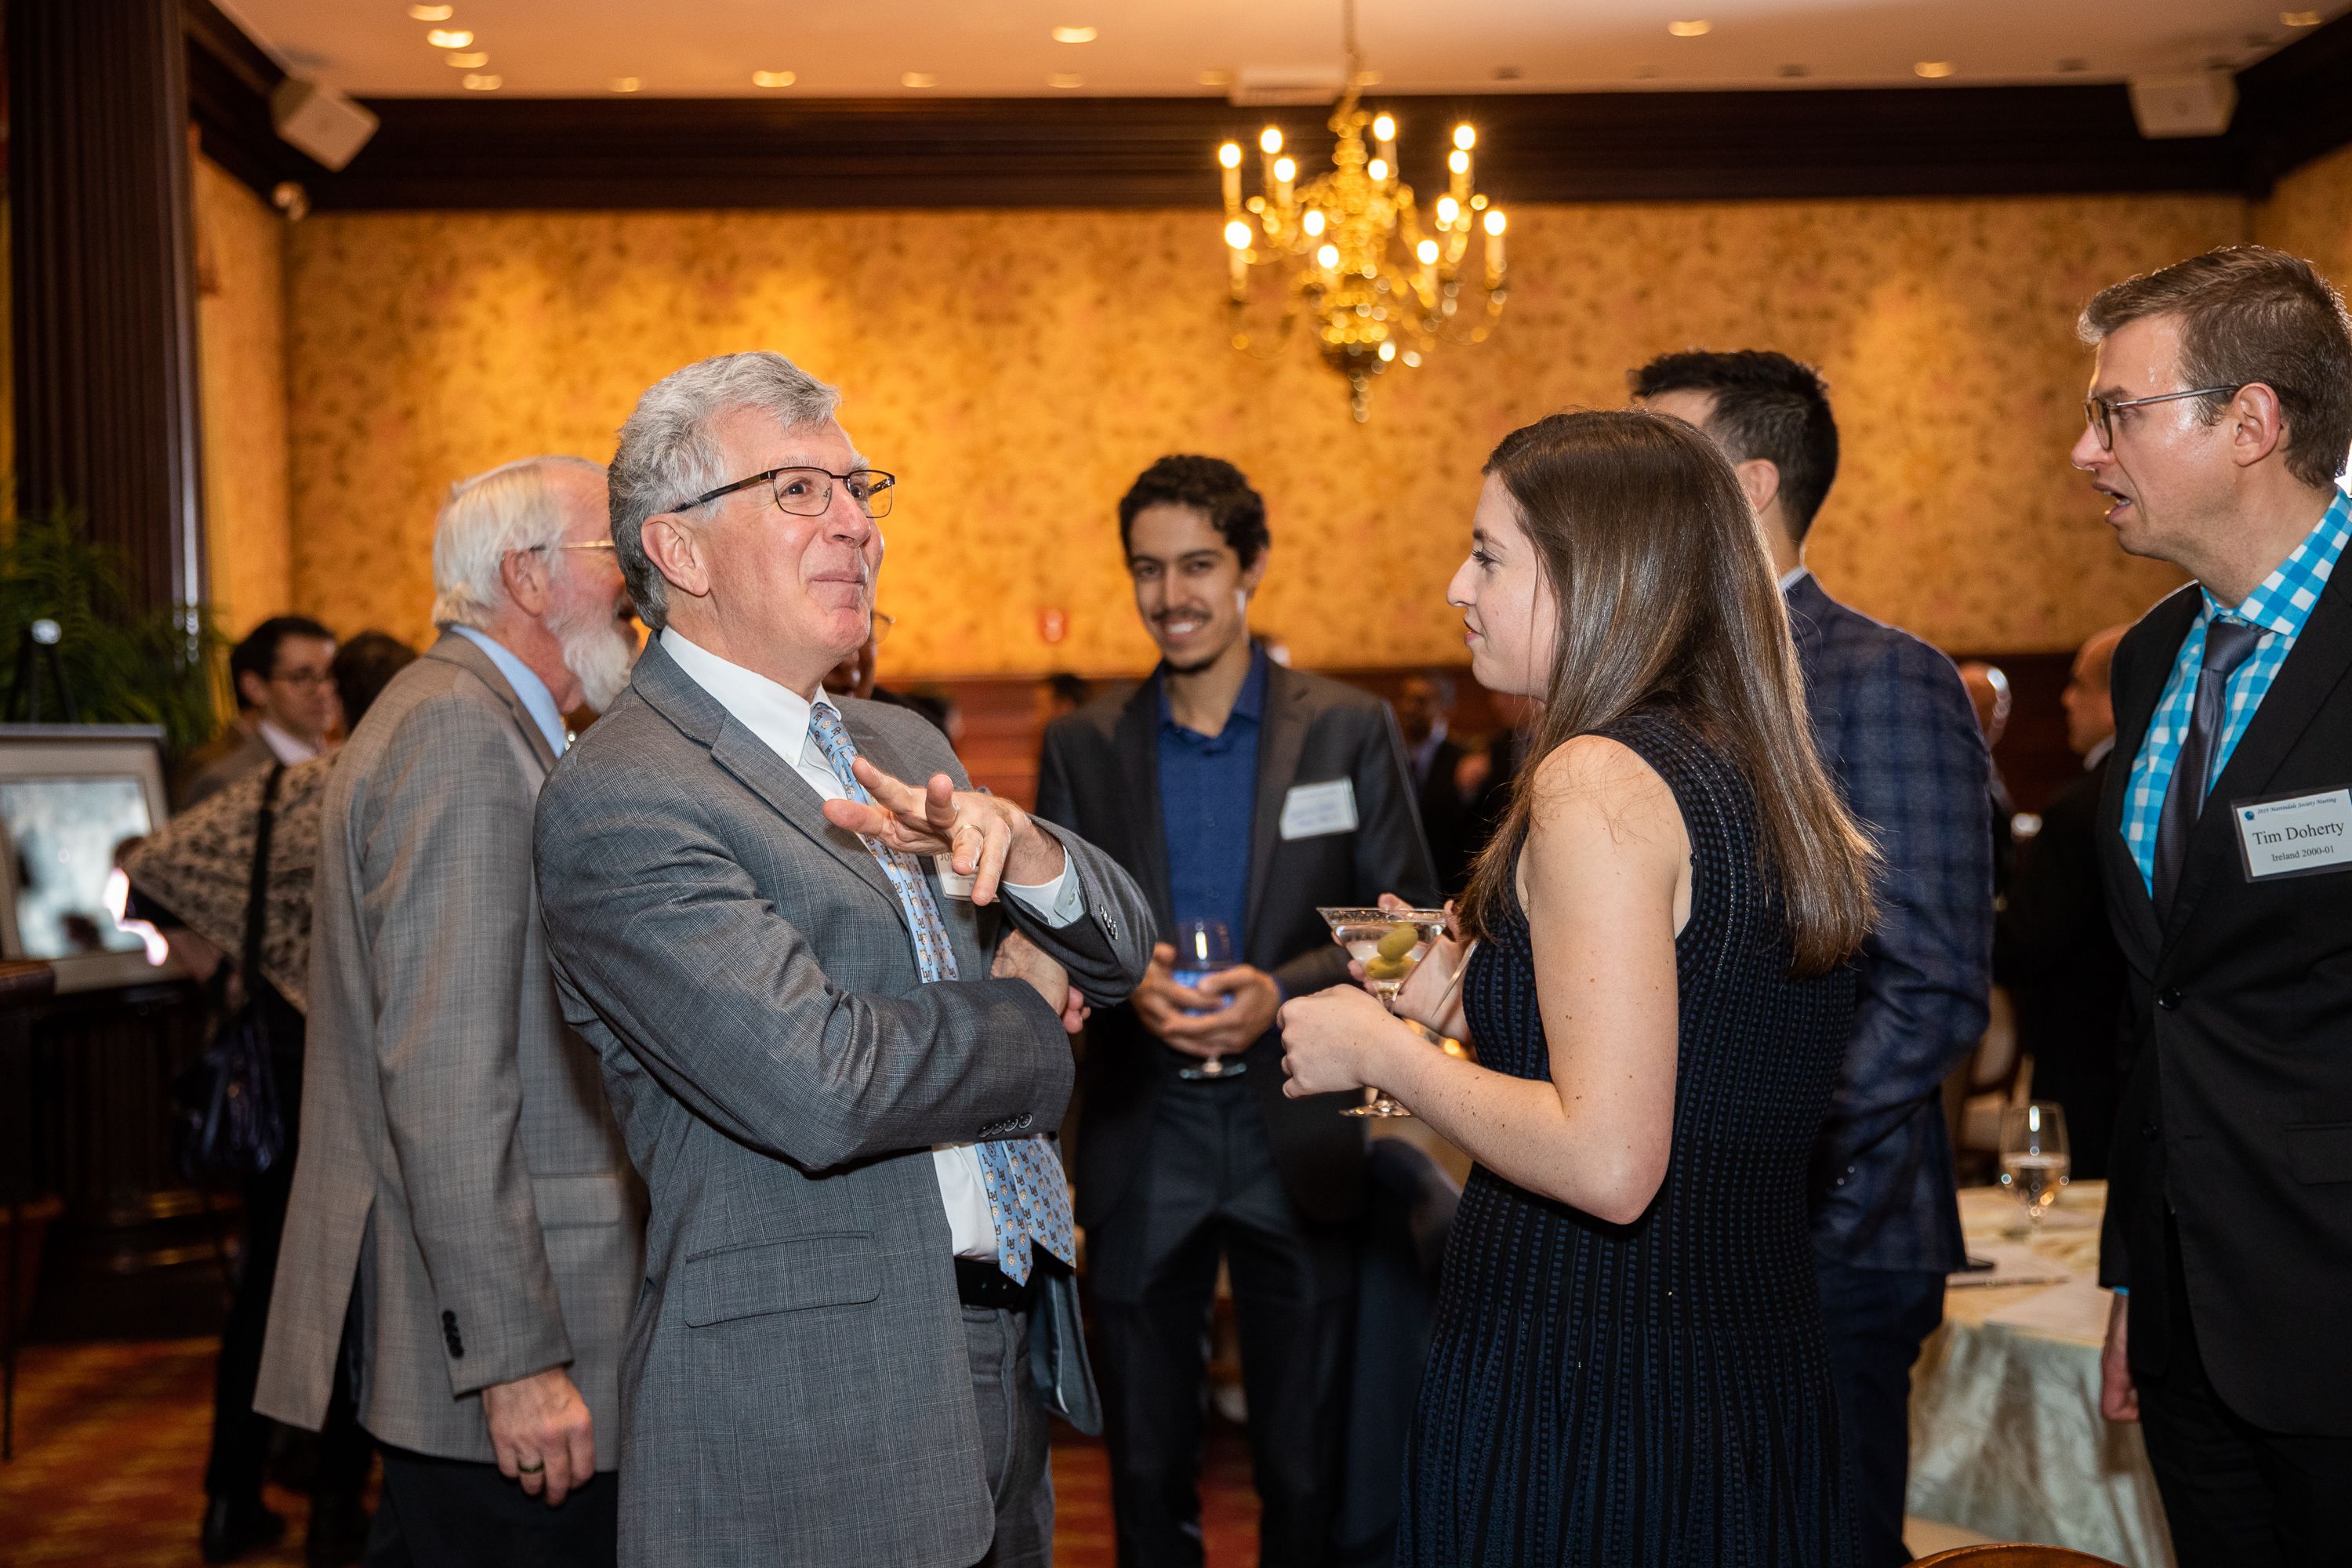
left=256, top=455, right=647, bottom=1567
left=532, top=350, right=1152, bottom=1568
left=2073, top=245, right=2352, bottom=1567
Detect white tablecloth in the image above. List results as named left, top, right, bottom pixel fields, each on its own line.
left=1904, top=1181, right=2177, bottom=1568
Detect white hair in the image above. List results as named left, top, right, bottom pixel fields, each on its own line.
left=608, top=351, right=843, bottom=631
left=430, top=455, right=608, bottom=631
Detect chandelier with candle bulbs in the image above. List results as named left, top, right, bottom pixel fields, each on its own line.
left=1215, top=11, right=1508, bottom=421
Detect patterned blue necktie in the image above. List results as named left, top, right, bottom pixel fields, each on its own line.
left=804, top=702, right=1076, bottom=1285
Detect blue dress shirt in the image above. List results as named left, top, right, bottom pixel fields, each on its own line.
left=1159, top=645, right=1268, bottom=963
left=449, top=623, right=568, bottom=757
left=2120, top=489, right=2351, bottom=895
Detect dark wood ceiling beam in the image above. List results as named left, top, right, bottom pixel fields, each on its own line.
left=179, top=3, right=2351, bottom=212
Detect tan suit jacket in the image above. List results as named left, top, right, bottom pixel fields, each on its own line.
left=256, top=630, right=644, bottom=1464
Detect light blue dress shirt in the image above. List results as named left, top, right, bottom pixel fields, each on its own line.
left=449, top=624, right=568, bottom=757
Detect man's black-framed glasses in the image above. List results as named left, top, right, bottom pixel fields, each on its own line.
left=2082, top=386, right=2240, bottom=451
left=684, top=466, right=897, bottom=520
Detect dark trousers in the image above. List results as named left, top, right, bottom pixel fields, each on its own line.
left=205, top=1047, right=372, bottom=1508
left=367, top=1443, right=617, bottom=1568
left=2137, top=1219, right=2352, bottom=1568
left=1816, top=1255, right=1945, bottom=1568
left=1089, top=1076, right=1358, bottom=1568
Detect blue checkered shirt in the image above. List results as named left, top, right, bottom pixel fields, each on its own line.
left=2122, top=490, right=2352, bottom=896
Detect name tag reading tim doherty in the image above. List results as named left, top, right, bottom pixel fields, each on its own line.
left=2232, top=786, right=2352, bottom=884
left=1280, top=779, right=1359, bottom=840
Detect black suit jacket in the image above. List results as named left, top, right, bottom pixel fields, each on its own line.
left=1995, top=752, right=2126, bottom=1179
left=2096, top=575, right=2352, bottom=1436
left=1036, top=661, right=1440, bottom=1228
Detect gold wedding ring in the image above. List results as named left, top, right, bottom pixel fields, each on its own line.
left=517, top=1459, right=546, bottom=1475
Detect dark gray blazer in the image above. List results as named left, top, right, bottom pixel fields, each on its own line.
left=533, top=635, right=1152, bottom=1567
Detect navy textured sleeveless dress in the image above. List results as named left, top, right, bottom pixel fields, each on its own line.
left=1398, top=706, right=1860, bottom=1566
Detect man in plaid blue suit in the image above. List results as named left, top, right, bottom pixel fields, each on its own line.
left=1639, top=351, right=1992, bottom=1568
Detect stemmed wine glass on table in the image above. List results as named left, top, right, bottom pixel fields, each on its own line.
left=1997, top=1102, right=2071, bottom=1236
left=1314, top=905, right=1460, bottom=1117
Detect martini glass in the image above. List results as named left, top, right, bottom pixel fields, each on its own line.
left=1315, top=906, right=1450, bottom=1117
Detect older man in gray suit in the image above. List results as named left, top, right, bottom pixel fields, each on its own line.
left=257, top=456, right=644, bottom=1566
left=532, top=350, right=1152, bottom=1568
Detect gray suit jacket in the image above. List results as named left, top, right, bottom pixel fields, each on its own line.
left=256, top=631, right=645, bottom=1465
left=532, top=636, right=1151, bottom=1568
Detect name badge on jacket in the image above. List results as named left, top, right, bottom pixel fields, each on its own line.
left=1280, top=779, right=1359, bottom=840
left=2232, top=786, right=2352, bottom=883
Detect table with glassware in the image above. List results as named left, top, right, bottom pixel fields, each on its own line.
left=1904, top=1178, right=2177, bottom=1567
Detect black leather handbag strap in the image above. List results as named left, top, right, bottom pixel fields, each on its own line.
left=241, top=762, right=286, bottom=991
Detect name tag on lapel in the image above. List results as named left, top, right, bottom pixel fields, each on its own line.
left=2232, top=787, right=2352, bottom=883
left=932, top=855, right=977, bottom=902
left=1279, top=779, right=1359, bottom=840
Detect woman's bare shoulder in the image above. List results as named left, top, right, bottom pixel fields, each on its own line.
left=1525, top=732, right=1679, bottom=841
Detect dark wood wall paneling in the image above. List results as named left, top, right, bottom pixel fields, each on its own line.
left=183, top=7, right=2352, bottom=212
left=9, top=0, right=206, bottom=614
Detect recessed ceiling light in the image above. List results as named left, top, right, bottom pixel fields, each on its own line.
left=1051, top=25, right=1096, bottom=43
left=1779, top=63, right=1809, bottom=77
left=1667, top=19, right=1711, bottom=37
left=1048, top=72, right=1083, bottom=88
left=1198, top=68, right=1232, bottom=86
left=2280, top=10, right=2321, bottom=24
left=1915, top=60, right=1956, bottom=77
left=611, top=77, right=641, bottom=93
left=752, top=70, right=795, bottom=87
left=2056, top=56, right=2088, bottom=71
left=425, top=27, right=472, bottom=47
left=407, top=4, right=453, bottom=18
left=902, top=71, right=938, bottom=88
left=445, top=50, right=488, bottom=67
left=462, top=73, right=500, bottom=90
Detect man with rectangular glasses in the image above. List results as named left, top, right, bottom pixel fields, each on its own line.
left=533, top=350, right=1152, bottom=1568
left=2074, top=245, right=2352, bottom=1568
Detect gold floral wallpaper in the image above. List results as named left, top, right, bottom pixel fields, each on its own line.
left=194, top=154, right=294, bottom=637
left=267, top=190, right=2262, bottom=673
left=2256, top=141, right=2352, bottom=307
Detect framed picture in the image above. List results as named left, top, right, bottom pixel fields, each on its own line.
left=0, top=724, right=181, bottom=993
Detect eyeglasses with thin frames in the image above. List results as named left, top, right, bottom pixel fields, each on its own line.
left=681, top=466, right=897, bottom=520
left=2082, top=386, right=2241, bottom=451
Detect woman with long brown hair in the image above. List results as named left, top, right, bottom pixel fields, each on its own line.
left=1279, top=409, right=1878, bottom=1563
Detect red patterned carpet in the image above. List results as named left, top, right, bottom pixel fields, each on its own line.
left=0, top=1338, right=1261, bottom=1567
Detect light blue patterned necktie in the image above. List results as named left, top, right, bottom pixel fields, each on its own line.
left=804, top=702, right=1076, bottom=1286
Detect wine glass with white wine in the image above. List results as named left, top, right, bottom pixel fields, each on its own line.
left=1997, top=1102, right=2071, bottom=1235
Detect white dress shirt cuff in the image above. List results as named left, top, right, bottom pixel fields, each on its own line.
left=1003, top=861, right=1083, bottom=928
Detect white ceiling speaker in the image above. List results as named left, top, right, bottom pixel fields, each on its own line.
left=270, top=76, right=381, bottom=171
left=1231, top=64, right=1348, bottom=107
left=2127, top=72, right=2238, bottom=140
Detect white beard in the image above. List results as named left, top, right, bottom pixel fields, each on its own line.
left=555, top=604, right=635, bottom=713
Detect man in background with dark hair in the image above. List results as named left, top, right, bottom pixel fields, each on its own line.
left=180, top=615, right=339, bottom=808
left=1635, top=350, right=1991, bottom=1568
left=2074, top=244, right=2352, bottom=1566
left=1035, top=455, right=1438, bottom=1567
left=1396, top=671, right=1476, bottom=893
left=1996, top=624, right=2129, bottom=1181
